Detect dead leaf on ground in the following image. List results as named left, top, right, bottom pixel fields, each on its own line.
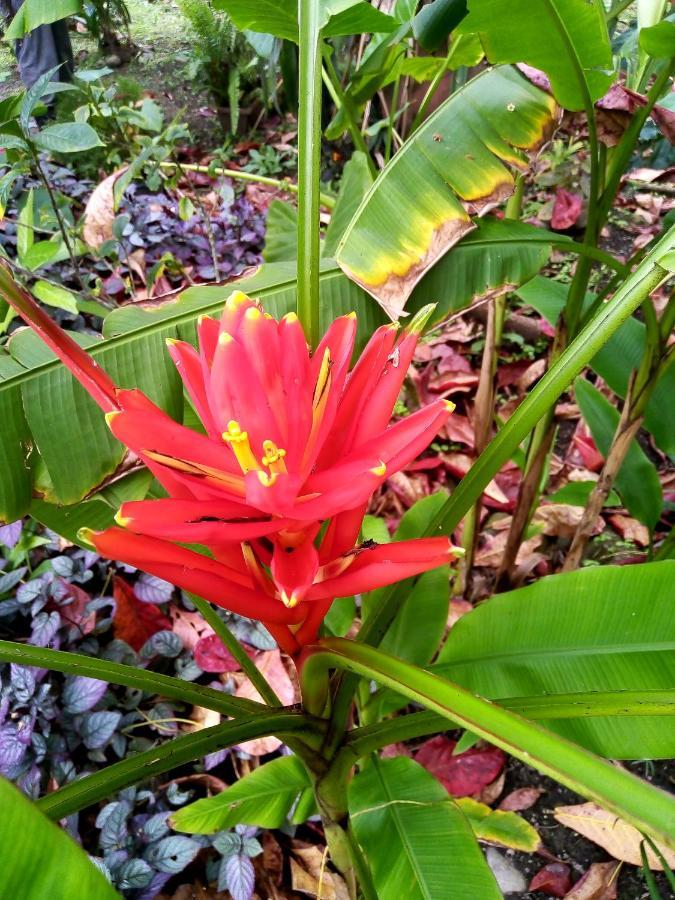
left=168, top=606, right=214, bottom=651
left=185, top=705, right=221, bottom=733
left=554, top=802, right=675, bottom=870
left=291, top=844, right=350, bottom=900
left=498, top=787, right=544, bottom=812
left=82, top=167, right=127, bottom=248
left=234, top=649, right=297, bottom=755
left=166, top=772, right=227, bottom=793
left=607, top=514, right=650, bottom=547
left=534, top=503, right=603, bottom=539
left=563, top=862, right=620, bottom=900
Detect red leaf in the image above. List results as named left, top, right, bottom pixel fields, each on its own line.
left=415, top=735, right=505, bottom=797
left=56, top=579, right=96, bottom=635
left=529, top=863, right=572, bottom=897
left=112, top=576, right=172, bottom=651
left=498, top=787, right=544, bottom=812
left=551, top=189, right=583, bottom=230
left=194, top=633, right=254, bottom=673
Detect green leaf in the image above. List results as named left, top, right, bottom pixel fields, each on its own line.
left=212, top=0, right=395, bottom=42
left=455, top=797, right=540, bottom=851
left=460, top=0, right=614, bottom=110
left=0, top=776, right=119, bottom=899
left=518, top=275, right=675, bottom=456
left=21, top=240, right=64, bottom=271
left=547, top=479, right=621, bottom=507
left=171, top=756, right=311, bottom=833
left=34, top=122, right=103, bottom=154
left=336, top=66, right=557, bottom=318
left=574, top=378, right=662, bottom=529
left=303, top=636, right=675, bottom=849
left=17, top=188, right=35, bottom=263
left=323, top=151, right=374, bottom=258
left=639, top=20, right=675, bottom=58
left=5, top=0, right=81, bottom=40
left=407, top=218, right=553, bottom=324
left=0, top=263, right=384, bottom=522
left=262, top=200, right=298, bottom=263
left=413, top=0, right=469, bottom=51
left=349, top=757, right=501, bottom=900
left=0, top=133, right=29, bottom=152
left=435, top=562, right=675, bottom=759
left=32, top=281, right=79, bottom=315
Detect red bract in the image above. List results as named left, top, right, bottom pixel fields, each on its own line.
left=2, top=272, right=460, bottom=654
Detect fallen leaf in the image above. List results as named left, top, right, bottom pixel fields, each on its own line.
left=551, top=189, right=583, bottom=230
left=564, top=862, right=620, bottom=900
left=112, top=576, right=172, bottom=651
left=56, top=579, right=96, bottom=635
left=447, top=598, right=473, bottom=629
left=82, top=168, right=127, bottom=249
left=168, top=606, right=214, bottom=651
left=168, top=772, right=227, bottom=793
left=415, top=735, right=505, bottom=797
left=291, top=844, right=350, bottom=900
left=554, top=802, right=675, bottom=869
left=529, top=862, right=572, bottom=897
left=185, top=705, right=221, bottom=733
left=607, top=514, right=650, bottom=547
left=498, top=787, right=544, bottom=812
left=193, top=633, right=254, bottom=673
left=476, top=770, right=505, bottom=806
left=235, top=650, right=297, bottom=755
left=534, top=503, right=603, bottom=539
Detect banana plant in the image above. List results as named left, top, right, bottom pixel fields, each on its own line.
left=0, top=1, right=674, bottom=898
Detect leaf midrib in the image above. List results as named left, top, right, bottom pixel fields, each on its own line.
left=437, top=641, right=675, bottom=670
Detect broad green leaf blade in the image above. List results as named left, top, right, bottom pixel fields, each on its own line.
left=349, top=757, right=501, bottom=900
left=33, top=123, right=103, bottom=154
left=407, top=217, right=552, bottom=323
left=0, top=776, right=119, bottom=899
left=32, top=280, right=79, bottom=315
left=17, top=188, right=34, bottom=264
left=336, top=66, right=557, bottom=318
left=461, top=0, right=613, bottom=110
left=0, top=263, right=384, bottom=522
left=574, top=378, right=663, bottom=529
left=262, top=200, right=298, bottom=263
left=413, top=0, right=469, bottom=51
left=518, top=275, right=675, bottom=456
left=435, top=562, right=675, bottom=758
left=171, top=756, right=311, bottom=833
left=5, top=0, right=81, bottom=40
left=302, top=636, right=675, bottom=848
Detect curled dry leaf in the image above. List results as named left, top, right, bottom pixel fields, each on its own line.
left=563, top=862, right=620, bottom=900
left=553, top=802, right=675, bottom=870
left=291, top=844, right=350, bottom=900
left=82, top=167, right=128, bottom=249
left=533, top=503, right=603, bottom=540
left=607, top=514, right=650, bottom=547
left=235, top=650, right=297, bottom=755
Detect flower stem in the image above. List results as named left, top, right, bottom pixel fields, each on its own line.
left=297, top=0, right=324, bottom=347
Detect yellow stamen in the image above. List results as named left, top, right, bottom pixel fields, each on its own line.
left=443, top=400, right=456, bottom=413
left=222, top=420, right=260, bottom=473
left=313, top=348, right=331, bottom=409
left=114, top=509, right=133, bottom=528
left=280, top=590, right=299, bottom=609
left=262, top=439, right=287, bottom=475
left=257, top=470, right=278, bottom=488
left=104, top=411, right=120, bottom=428
left=370, top=460, right=387, bottom=477
left=225, top=290, right=249, bottom=310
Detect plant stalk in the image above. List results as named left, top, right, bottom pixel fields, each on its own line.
left=297, top=0, right=324, bottom=347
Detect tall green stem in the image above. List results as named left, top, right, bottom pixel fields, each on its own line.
left=297, top=0, right=323, bottom=347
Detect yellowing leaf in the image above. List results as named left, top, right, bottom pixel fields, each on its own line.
left=554, top=802, right=675, bottom=870
left=456, top=796, right=541, bottom=852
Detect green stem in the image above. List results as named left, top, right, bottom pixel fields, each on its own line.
left=327, top=232, right=673, bottom=732
left=301, top=639, right=675, bottom=848
left=344, top=688, right=675, bottom=761
left=158, top=161, right=336, bottom=210
left=384, top=75, right=400, bottom=165
left=188, top=594, right=281, bottom=707
left=321, top=50, right=376, bottom=175
left=37, top=715, right=309, bottom=820
left=297, top=0, right=323, bottom=347
left=0, top=639, right=266, bottom=718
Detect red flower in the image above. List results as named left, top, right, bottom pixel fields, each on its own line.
left=0, top=270, right=460, bottom=653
